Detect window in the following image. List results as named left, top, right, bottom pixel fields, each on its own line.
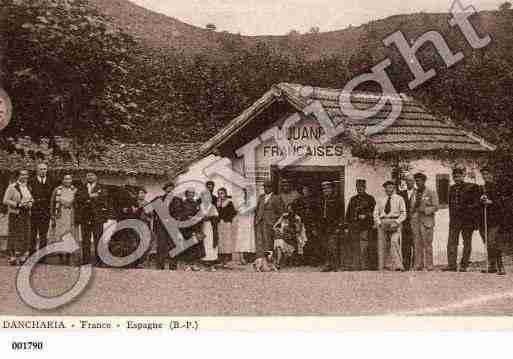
left=436, top=174, right=450, bottom=208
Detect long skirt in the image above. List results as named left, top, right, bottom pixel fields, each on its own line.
left=218, top=220, right=234, bottom=254
left=202, top=220, right=218, bottom=261
left=8, top=210, right=31, bottom=254
left=234, top=213, right=255, bottom=253
left=48, top=207, right=79, bottom=244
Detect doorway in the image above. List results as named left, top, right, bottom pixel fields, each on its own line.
left=271, top=165, right=345, bottom=203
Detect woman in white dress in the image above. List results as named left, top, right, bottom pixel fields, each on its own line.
left=200, top=190, right=219, bottom=270
left=48, top=174, right=79, bottom=265
left=234, top=188, right=255, bottom=264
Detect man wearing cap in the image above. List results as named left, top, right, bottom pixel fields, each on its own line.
left=374, top=180, right=406, bottom=271
left=254, top=180, right=285, bottom=259
left=479, top=166, right=505, bottom=275
left=444, top=166, right=481, bottom=272
left=320, top=181, right=344, bottom=272
left=345, top=179, right=376, bottom=270
left=409, top=172, right=439, bottom=271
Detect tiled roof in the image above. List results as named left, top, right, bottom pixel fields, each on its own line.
left=0, top=141, right=201, bottom=177
left=201, top=82, right=495, bottom=156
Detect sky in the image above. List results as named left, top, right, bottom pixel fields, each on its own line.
left=130, top=0, right=504, bottom=35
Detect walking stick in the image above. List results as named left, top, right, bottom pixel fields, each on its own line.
left=483, top=202, right=488, bottom=273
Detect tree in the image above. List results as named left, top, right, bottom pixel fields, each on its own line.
left=499, top=1, right=512, bottom=11
left=3, top=0, right=142, bottom=160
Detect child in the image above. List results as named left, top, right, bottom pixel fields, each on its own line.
left=273, top=203, right=307, bottom=268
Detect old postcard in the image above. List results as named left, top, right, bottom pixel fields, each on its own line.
left=1, top=0, right=513, bottom=353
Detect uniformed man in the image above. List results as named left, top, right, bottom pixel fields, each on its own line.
left=320, top=181, right=344, bottom=272
left=444, top=166, right=481, bottom=272
left=479, top=165, right=505, bottom=275
left=345, top=179, right=376, bottom=270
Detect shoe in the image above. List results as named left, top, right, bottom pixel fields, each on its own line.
left=442, top=267, right=457, bottom=272
left=481, top=268, right=497, bottom=274
left=459, top=267, right=467, bottom=272
left=321, top=267, right=334, bottom=272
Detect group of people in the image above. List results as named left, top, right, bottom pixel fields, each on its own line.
left=1, top=162, right=508, bottom=274
left=2, top=164, right=115, bottom=266
left=253, top=165, right=508, bottom=274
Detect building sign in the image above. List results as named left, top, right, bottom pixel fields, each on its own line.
left=0, top=88, right=12, bottom=132
left=263, top=125, right=344, bottom=158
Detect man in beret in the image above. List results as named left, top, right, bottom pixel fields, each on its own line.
left=409, top=172, right=439, bottom=271
left=374, top=180, right=406, bottom=271
left=444, top=166, right=481, bottom=272
left=345, top=179, right=376, bottom=270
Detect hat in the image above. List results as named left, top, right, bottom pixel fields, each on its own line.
left=126, top=170, right=137, bottom=176
left=382, top=180, right=395, bottom=188
left=356, top=179, right=366, bottom=185
left=413, top=172, right=427, bottom=181
left=321, top=181, right=333, bottom=188
left=162, top=180, right=174, bottom=190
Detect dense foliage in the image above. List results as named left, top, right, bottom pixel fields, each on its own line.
left=2, top=0, right=513, bottom=173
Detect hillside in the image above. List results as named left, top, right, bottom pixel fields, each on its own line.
left=4, top=0, right=513, bottom=171
left=86, top=0, right=501, bottom=62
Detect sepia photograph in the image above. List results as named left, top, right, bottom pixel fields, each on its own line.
left=1, top=0, right=513, bottom=337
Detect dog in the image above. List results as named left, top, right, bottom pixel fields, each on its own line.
left=252, top=251, right=278, bottom=272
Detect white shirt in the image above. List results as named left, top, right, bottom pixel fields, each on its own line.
left=374, top=193, right=406, bottom=225
left=38, top=176, right=46, bottom=184
left=87, top=182, right=96, bottom=196
left=17, top=182, right=33, bottom=202
left=264, top=193, right=273, bottom=204
left=407, top=188, right=415, bottom=201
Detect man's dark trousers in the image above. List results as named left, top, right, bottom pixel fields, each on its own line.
left=447, top=220, right=474, bottom=269
left=81, top=220, right=103, bottom=265
left=401, top=222, right=414, bottom=270
left=30, top=211, right=50, bottom=255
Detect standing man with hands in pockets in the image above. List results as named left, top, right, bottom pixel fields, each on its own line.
left=409, top=172, right=439, bottom=271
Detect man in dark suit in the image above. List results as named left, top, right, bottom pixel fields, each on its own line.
left=444, top=166, right=481, bottom=272
left=398, top=174, right=416, bottom=270
left=76, top=172, right=109, bottom=266
left=345, top=179, right=376, bottom=270
left=254, top=180, right=285, bottom=259
left=320, top=181, right=345, bottom=272
left=153, top=181, right=182, bottom=270
left=28, top=163, right=54, bottom=256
